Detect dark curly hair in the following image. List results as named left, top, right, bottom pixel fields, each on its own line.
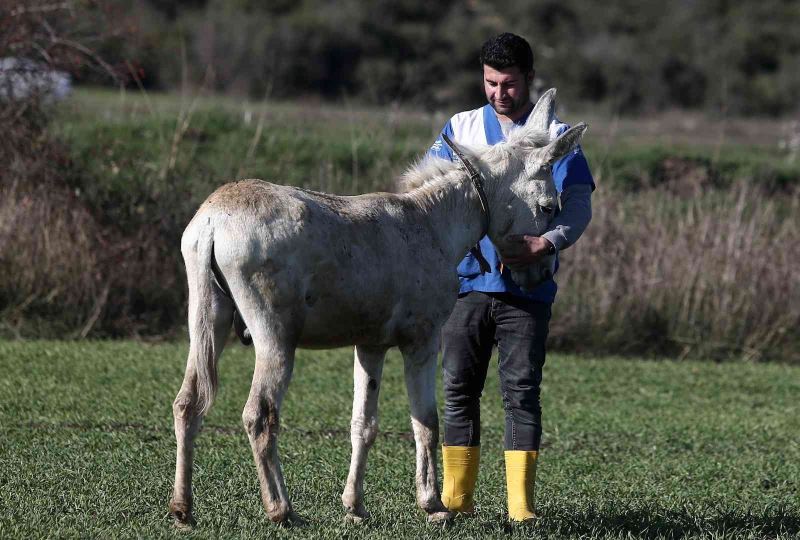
left=479, top=33, right=534, bottom=74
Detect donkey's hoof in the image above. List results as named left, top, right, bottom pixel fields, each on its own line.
left=266, top=502, right=296, bottom=525
left=426, top=510, right=453, bottom=524
left=172, top=514, right=195, bottom=530
left=343, top=499, right=370, bottom=524
left=169, top=500, right=195, bottom=529
left=268, top=511, right=290, bottom=524
left=276, top=510, right=306, bottom=528
left=344, top=509, right=370, bottom=524
left=173, top=518, right=194, bottom=532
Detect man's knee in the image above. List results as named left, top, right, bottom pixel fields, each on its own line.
left=503, top=382, right=542, bottom=415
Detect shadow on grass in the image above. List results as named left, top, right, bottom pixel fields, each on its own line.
left=14, top=421, right=416, bottom=440
left=526, top=503, right=800, bottom=539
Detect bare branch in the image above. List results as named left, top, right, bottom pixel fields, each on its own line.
left=10, top=2, right=73, bottom=17
left=50, top=36, right=121, bottom=84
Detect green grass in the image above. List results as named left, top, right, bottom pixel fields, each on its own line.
left=54, top=89, right=435, bottom=204
left=1, top=341, right=798, bottom=538
left=53, top=88, right=800, bottom=206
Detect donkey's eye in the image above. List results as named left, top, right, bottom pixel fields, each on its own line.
left=538, top=204, right=554, bottom=214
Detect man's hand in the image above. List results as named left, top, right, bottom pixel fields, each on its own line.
left=503, top=235, right=555, bottom=266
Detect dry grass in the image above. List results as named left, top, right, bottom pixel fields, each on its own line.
left=0, top=180, right=183, bottom=338
left=0, top=181, right=101, bottom=336
left=555, top=182, right=800, bottom=361
left=0, top=2, right=137, bottom=337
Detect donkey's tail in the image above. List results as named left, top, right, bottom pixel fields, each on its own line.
left=189, top=224, right=223, bottom=416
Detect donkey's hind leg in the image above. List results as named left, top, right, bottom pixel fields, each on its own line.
left=170, top=287, right=234, bottom=527
left=342, top=346, right=386, bottom=522
left=242, top=333, right=297, bottom=523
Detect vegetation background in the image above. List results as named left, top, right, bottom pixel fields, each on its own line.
left=89, top=0, right=800, bottom=116
left=1, top=2, right=799, bottom=538
left=1, top=0, right=799, bottom=362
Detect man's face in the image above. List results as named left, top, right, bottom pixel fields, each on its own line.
left=483, top=64, right=533, bottom=118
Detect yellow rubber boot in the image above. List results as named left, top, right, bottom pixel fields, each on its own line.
left=441, top=445, right=480, bottom=513
left=504, top=450, right=538, bottom=521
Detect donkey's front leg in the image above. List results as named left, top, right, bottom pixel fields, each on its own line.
left=400, top=339, right=452, bottom=523
left=342, top=346, right=386, bottom=522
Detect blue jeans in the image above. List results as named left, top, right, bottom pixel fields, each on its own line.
left=441, top=292, right=551, bottom=451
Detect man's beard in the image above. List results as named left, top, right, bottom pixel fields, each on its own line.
left=491, top=86, right=530, bottom=116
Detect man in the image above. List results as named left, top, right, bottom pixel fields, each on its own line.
left=427, top=32, right=594, bottom=521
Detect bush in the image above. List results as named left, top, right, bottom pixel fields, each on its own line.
left=0, top=2, right=128, bottom=337
left=60, top=0, right=778, bottom=115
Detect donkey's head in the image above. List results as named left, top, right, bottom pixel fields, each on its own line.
left=481, top=88, right=588, bottom=291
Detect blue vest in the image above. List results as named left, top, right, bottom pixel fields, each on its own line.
left=428, top=104, right=594, bottom=303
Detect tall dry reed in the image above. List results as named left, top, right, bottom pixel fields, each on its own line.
left=554, top=182, right=799, bottom=361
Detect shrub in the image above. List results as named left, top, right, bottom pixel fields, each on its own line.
left=554, top=183, right=800, bottom=361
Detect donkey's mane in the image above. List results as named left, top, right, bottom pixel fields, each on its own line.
left=506, top=125, right=551, bottom=149
left=397, top=126, right=551, bottom=193
left=397, top=156, right=458, bottom=192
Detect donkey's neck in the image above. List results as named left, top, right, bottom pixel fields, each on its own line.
left=403, top=170, right=491, bottom=268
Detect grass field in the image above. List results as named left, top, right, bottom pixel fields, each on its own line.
left=1, top=340, right=798, bottom=539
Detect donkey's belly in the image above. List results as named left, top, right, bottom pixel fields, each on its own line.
left=297, top=297, right=397, bottom=349
left=295, top=282, right=456, bottom=349
left=298, top=323, right=388, bottom=349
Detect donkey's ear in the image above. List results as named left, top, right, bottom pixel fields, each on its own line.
left=527, top=88, right=557, bottom=132
left=542, top=122, right=588, bottom=164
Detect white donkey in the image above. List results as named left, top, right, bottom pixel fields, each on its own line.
left=169, top=89, right=586, bottom=526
